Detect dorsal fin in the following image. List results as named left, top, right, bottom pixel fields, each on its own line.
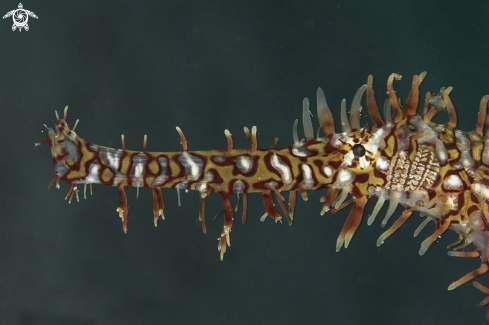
left=340, top=99, right=350, bottom=132
left=302, top=98, right=314, bottom=140
left=317, top=87, right=335, bottom=136
left=366, top=75, right=384, bottom=127
left=387, top=73, right=403, bottom=123
left=475, top=95, right=489, bottom=137
left=383, top=98, right=392, bottom=123
left=405, top=72, right=426, bottom=117
left=442, top=87, right=457, bottom=130
left=350, top=84, right=367, bottom=130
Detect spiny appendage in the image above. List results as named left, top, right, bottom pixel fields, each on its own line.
left=152, top=186, right=165, bottom=226
left=334, top=196, right=367, bottom=251
left=262, top=186, right=293, bottom=225
left=376, top=201, right=422, bottom=247
left=117, top=184, right=129, bottom=233
left=319, top=187, right=338, bottom=215
left=64, top=184, right=80, bottom=203
left=218, top=194, right=234, bottom=261
left=47, top=174, right=60, bottom=190
left=473, top=281, right=489, bottom=306
left=448, top=261, right=489, bottom=292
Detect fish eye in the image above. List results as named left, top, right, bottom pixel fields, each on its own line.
left=352, top=144, right=366, bottom=157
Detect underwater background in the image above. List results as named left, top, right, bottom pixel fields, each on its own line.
left=1, top=0, right=489, bottom=324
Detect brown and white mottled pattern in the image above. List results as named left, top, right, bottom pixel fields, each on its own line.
left=39, top=74, right=489, bottom=307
